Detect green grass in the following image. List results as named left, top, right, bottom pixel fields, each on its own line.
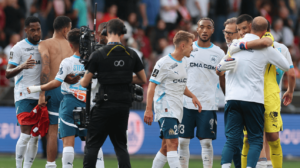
left=0, top=155, right=299, bottom=168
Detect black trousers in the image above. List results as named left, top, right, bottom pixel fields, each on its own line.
left=83, top=106, right=131, bottom=168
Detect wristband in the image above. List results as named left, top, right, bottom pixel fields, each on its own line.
left=240, top=42, right=248, bottom=50
left=28, top=86, right=42, bottom=93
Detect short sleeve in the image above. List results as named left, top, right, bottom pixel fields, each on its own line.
left=149, top=61, right=168, bottom=85
left=133, top=51, right=144, bottom=73
left=73, top=0, right=80, bottom=10
left=282, top=47, right=293, bottom=68
left=8, top=45, right=21, bottom=66
left=86, top=51, right=99, bottom=74
left=54, top=59, right=69, bottom=83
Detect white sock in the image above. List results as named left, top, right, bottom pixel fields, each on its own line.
left=96, top=148, right=105, bottom=168
left=23, top=136, right=39, bottom=168
left=62, top=146, right=74, bottom=168
left=256, top=160, right=267, bottom=168
left=178, top=138, right=190, bottom=168
left=167, top=151, right=181, bottom=168
left=46, top=161, right=57, bottom=168
left=222, top=163, right=231, bottom=168
left=16, top=133, right=31, bottom=168
left=266, top=161, right=273, bottom=168
left=200, top=139, right=213, bottom=168
left=247, top=167, right=252, bottom=168
left=152, top=151, right=167, bottom=168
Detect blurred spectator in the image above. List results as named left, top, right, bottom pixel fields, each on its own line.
left=228, top=0, right=241, bottom=18
left=53, top=0, right=65, bottom=16
left=162, top=38, right=175, bottom=56
left=160, top=0, right=179, bottom=31
left=4, top=34, right=20, bottom=57
left=157, top=38, right=168, bottom=57
left=24, top=0, right=34, bottom=17
left=151, top=19, right=168, bottom=51
left=0, top=47, right=9, bottom=86
left=139, top=0, right=160, bottom=28
left=124, top=12, right=138, bottom=39
left=127, top=37, right=143, bottom=60
left=213, top=0, right=229, bottom=44
left=178, top=0, right=191, bottom=22
left=96, top=4, right=117, bottom=31
left=240, top=0, right=259, bottom=18
left=278, top=7, right=294, bottom=47
left=259, top=1, right=272, bottom=24
left=134, top=27, right=152, bottom=59
left=31, top=0, right=54, bottom=39
left=186, top=0, right=209, bottom=24
left=73, top=0, right=88, bottom=28
left=4, top=0, right=25, bottom=38
left=271, top=18, right=284, bottom=42
left=0, top=0, right=5, bottom=31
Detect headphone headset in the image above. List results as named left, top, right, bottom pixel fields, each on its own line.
left=101, top=24, right=127, bottom=36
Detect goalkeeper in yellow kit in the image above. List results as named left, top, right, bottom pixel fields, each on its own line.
left=228, top=14, right=295, bottom=168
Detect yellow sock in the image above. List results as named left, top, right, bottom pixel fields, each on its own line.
left=241, top=137, right=249, bottom=168
left=268, top=139, right=283, bottom=168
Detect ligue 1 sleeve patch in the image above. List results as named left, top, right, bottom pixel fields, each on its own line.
left=152, top=69, right=159, bottom=77
left=9, top=52, right=13, bottom=59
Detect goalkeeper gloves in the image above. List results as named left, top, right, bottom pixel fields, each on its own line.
left=216, top=56, right=237, bottom=72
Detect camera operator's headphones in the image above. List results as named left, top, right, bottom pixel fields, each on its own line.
left=101, top=24, right=127, bottom=36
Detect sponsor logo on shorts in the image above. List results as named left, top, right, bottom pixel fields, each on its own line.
left=269, top=112, right=278, bottom=122
left=209, top=119, right=214, bottom=130
left=152, top=69, right=159, bottom=77
left=169, top=128, right=175, bottom=135
left=273, top=124, right=278, bottom=128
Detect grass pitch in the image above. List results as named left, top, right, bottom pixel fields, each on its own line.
left=0, top=155, right=299, bottom=168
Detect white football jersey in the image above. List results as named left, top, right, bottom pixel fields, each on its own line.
left=183, top=42, right=225, bottom=110
left=274, top=41, right=293, bottom=99
left=8, top=39, right=41, bottom=102
left=150, top=54, right=188, bottom=123
left=55, top=55, right=97, bottom=103
left=225, top=34, right=290, bottom=104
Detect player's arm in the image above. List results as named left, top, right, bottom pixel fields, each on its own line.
left=219, top=75, right=225, bottom=95
left=80, top=70, right=93, bottom=88
left=266, top=47, right=289, bottom=72
left=282, top=68, right=296, bottom=106
left=245, top=37, right=273, bottom=49
left=38, top=42, right=51, bottom=107
left=184, top=87, right=202, bottom=112
left=144, top=82, right=156, bottom=126
left=6, top=55, right=35, bottom=79
left=27, top=80, right=62, bottom=94
left=132, top=70, right=147, bottom=84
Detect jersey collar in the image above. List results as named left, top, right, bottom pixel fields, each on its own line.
left=168, top=53, right=182, bottom=63
left=194, top=41, right=213, bottom=49
left=25, top=38, right=39, bottom=46
left=73, top=55, right=80, bottom=59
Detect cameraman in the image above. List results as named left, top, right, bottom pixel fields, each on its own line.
left=80, top=19, right=147, bottom=168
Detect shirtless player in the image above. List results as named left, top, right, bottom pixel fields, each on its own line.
left=38, top=16, right=73, bottom=168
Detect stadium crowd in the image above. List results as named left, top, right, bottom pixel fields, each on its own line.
left=0, top=0, right=300, bottom=91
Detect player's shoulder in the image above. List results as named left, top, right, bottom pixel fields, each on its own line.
left=211, top=43, right=225, bottom=56
left=156, top=54, right=174, bottom=67
left=262, top=32, right=274, bottom=41
left=274, top=41, right=288, bottom=51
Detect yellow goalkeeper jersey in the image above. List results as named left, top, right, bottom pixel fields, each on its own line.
left=262, top=32, right=280, bottom=97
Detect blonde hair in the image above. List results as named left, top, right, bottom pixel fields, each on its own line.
left=173, top=30, right=195, bottom=47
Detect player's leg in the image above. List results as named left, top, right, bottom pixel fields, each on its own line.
left=256, top=133, right=267, bottom=168
left=197, top=110, right=217, bottom=168
left=264, top=93, right=282, bottom=168
left=45, top=89, right=63, bottom=168
left=264, top=133, right=272, bottom=168
left=61, top=136, right=75, bottom=168
left=152, top=139, right=167, bottom=168
left=96, top=148, right=105, bottom=168
left=108, top=108, right=131, bottom=168
left=158, top=117, right=180, bottom=168
left=242, top=101, right=264, bottom=168
left=178, top=107, right=197, bottom=168
left=241, top=131, right=249, bottom=168
left=221, top=101, right=244, bottom=168
left=15, top=99, right=38, bottom=168
left=23, top=136, right=39, bottom=168
left=232, top=133, right=243, bottom=168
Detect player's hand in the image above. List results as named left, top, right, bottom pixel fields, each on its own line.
left=228, top=39, right=248, bottom=56
left=217, top=57, right=237, bottom=72
left=144, top=109, right=153, bottom=125
left=21, top=55, right=35, bottom=69
left=192, top=96, right=202, bottom=113
left=282, top=90, right=293, bottom=106
left=38, top=94, right=47, bottom=107
left=27, top=86, right=42, bottom=94
left=64, top=74, right=80, bottom=84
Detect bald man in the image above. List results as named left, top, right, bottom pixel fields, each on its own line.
left=217, top=17, right=290, bottom=168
